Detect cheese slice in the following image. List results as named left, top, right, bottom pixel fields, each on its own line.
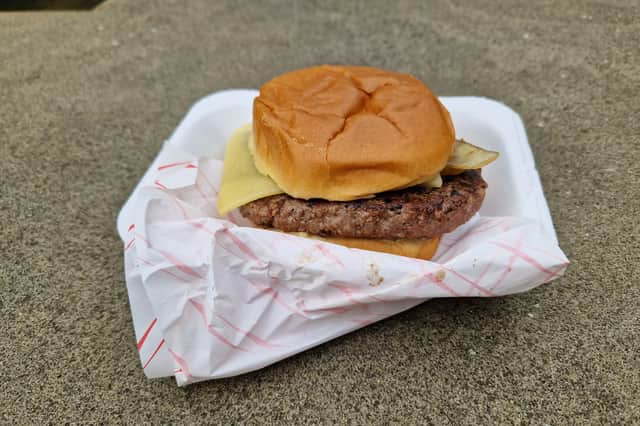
left=423, top=173, right=442, bottom=188
left=217, top=126, right=499, bottom=214
left=217, top=124, right=284, bottom=215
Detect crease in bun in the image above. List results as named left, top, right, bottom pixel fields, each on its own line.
left=252, top=65, right=455, bottom=201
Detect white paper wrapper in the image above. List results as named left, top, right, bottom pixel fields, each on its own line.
left=117, top=90, right=568, bottom=386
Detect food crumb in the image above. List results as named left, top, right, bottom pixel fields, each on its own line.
left=297, top=253, right=313, bottom=265
left=435, top=269, right=446, bottom=280
left=367, top=262, right=384, bottom=287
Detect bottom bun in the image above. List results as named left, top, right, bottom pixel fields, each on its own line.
left=319, top=235, right=441, bottom=260
left=281, top=231, right=440, bottom=260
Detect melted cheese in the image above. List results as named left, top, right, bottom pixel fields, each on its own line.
left=217, top=124, right=284, bottom=215
left=423, top=174, right=442, bottom=188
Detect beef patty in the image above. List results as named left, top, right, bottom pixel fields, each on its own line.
left=239, top=170, right=487, bottom=240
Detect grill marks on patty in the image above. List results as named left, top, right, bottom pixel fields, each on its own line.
left=239, top=170, right=487, bottom=240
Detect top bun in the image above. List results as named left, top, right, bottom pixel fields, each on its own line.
left=252, top=65, right=455, bottom=200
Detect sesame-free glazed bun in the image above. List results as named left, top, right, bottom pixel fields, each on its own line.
left=252, top=65, right=455, bottom=201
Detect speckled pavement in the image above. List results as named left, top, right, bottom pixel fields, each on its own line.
left=1, top=1, right=638, bottom=423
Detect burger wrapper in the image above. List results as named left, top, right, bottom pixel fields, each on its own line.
left=118, top=90, right=568, bottom=386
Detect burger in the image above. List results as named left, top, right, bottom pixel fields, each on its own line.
left=217, top=65, right=498, bottom=260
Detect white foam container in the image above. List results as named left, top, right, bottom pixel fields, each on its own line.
left=116, top=90, right=565, bottom=384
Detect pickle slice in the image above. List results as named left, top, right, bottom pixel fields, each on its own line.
left=441, top=139, right=499, bottom=176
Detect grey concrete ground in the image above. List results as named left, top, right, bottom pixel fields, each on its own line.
left=1, top=0, right=638, bottom=423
